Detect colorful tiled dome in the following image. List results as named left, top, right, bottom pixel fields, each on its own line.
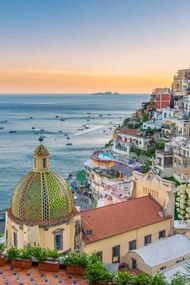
left=11, top=145, right=74, bottom=224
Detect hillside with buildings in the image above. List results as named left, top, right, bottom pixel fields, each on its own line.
left=1, top=67, right=190, bottom=284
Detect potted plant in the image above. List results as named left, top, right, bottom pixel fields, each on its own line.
left=115, top=271, right=133, bottom=285
left=85, top=259, right=114, bottom=285
left=131, top=273, right=150, bottom=285
left=0, top=243, right=6, bottom=267
left=33, top=247, right=60, bottom=272
left=62, top=252, right=88, bottom=275
left=7, top=247, right=32, bottom=269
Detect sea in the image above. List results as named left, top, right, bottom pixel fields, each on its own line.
left=0, top=94, right=149, bottom=210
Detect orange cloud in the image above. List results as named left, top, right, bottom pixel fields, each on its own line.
left=0, top=68, right=172, bottom=94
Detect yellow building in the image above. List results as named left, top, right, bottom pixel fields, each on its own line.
left=81, top=196, right=173, bottom=263
left=6, top=144, right=81, bottom=253
left=6, top=144, right=175, bottom=272
left=131, top=170, right=176, bottom=218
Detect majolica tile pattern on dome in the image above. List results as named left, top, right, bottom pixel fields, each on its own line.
left=34, top=144, right=49, bottom=156
left=11, top=170, right=74, bottom=223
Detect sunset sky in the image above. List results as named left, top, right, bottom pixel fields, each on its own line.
left=0, top=0, right=190, bottom=94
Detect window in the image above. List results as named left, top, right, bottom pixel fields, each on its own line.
left=131, top=258, right=137, bottom=269
left=54, top=231, right=63, bottom=251
left=112, top=245, right=120, bottom=263
left=159, top=230, right=166, bottom=239
left=144, top=234, right=151, bottom=245
left=43, top=158, right=46, bottom=168
left=96, top=251, right=103, bottom=262
left=129, top=240, right=136, bottom=250
left=34, top=158, right=36, bottom=168
left=13, top=231, right=18, bottom=248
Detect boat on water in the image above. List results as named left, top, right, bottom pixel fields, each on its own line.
left=67, top=136, right=70, bottom=139
left=55, top=115, right=59, bottom=118
left=0, top=120, right=7, bottom=123
left=84, top=126, right=89, bottom=129
left=9, top=130, right=16, bottom=133
left=99, top=114, right=103, bottom=116
left=32, top=127, right=35, bottom=129
left=0, top=127, right=4, bottom=129
left=40, top=129, right=45, bottom=132
left=107, top=114, right=111, bottom=116
left=60, top=118, right=66, bottom=121
left=29, top=116, right=33, bottom=119
left=86, top=112, right=91, bottom=114
left=66, top=143, right=72, bottom=146
left=58, top=130, right=63, bottom=133
left=77, top=128, right=83, bottom=131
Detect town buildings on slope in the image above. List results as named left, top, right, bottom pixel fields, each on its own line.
left=3, top=67, right=190, bottom=280
left=6, top=144, right=190, bottom=278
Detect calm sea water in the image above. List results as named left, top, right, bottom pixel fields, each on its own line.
left=0, top=94, right=149, bottom=209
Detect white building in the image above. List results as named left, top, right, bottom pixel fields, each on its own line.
left=113, top=129, right=153, bottom=157
left=127, top=234, right=190, bottom=275
left=183, top=94, right=190, bottom=117
left=154, top=150, right=173, bottom=177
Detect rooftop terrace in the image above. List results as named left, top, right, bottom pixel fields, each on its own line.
left=0, top=265, right=87, bottom=285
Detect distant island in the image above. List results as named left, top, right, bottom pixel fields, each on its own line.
left=91, top=91, right=120, bottom=95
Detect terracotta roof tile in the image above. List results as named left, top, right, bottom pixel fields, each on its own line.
left=81, top=195, right=171, bottom=244
left=120, top=128, right=140, bottom=136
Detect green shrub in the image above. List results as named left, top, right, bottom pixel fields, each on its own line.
left=19, top=247, right=33, bottom=260
left=46, top=249, right=60, bottom=260
left=0, top=243, right=5, bottom=255
left=131, top=272, right=150, bottom=284
left=149, top=273, right=168, bottom=285
left=115, top=271, right=133, bottom=285
left=85, top=260, right=114, bottom=285
left=171, top=272, right=189, bottom=285
left=6, top=247, right=20, bottom=262
left=61, top=252, right=88, bottom=267
left=31, top=246, right=47, bottom=263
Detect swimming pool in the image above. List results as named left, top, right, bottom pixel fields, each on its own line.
left=98, top=153, right=113, bottom=160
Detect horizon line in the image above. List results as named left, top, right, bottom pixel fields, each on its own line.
left=0, top=92, right=150, bottom=95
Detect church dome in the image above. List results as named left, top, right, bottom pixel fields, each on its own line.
left=11, top=144, right=74, bottom=225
